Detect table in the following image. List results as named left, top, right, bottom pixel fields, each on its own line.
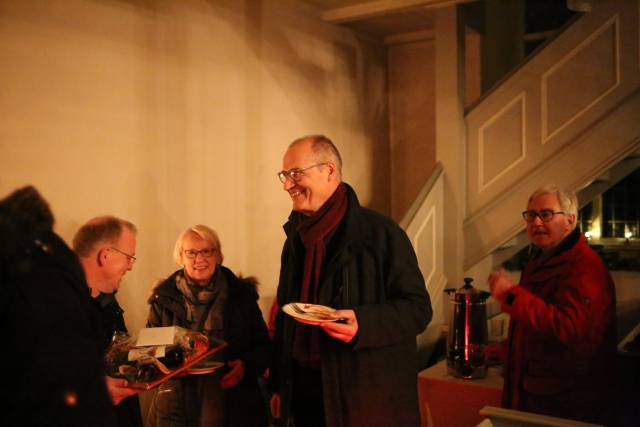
left=418, top=359, right=503, bottom=427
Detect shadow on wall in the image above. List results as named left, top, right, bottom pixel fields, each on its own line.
left=239, top=0, right=390, bottom=213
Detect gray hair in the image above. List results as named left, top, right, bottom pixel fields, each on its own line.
left=528, top=185, right=578, bottom=228
left=73, top=216, right=137, bottom=257
left=290, top=134, right=343, bottom=180
left=173, top=224, right=223, bottom=266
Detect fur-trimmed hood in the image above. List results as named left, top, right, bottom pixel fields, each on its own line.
left=0, top=186, right=54, bottom=258
left=149, top=265, right=261, bottom=307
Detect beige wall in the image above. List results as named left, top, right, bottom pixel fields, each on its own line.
left=388, top=38, right=436, bottom=223
left=0, top=0, right=389, bottom=333
left=435, top=6, right=466, bottom=289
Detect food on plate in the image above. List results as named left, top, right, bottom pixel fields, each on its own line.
left=105, top=327, right=210, bottom=385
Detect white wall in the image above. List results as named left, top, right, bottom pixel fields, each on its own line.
left=0, top=0, right=389, bottom=333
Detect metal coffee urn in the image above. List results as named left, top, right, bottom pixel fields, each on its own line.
left=445, top=277, right=490, bottom=379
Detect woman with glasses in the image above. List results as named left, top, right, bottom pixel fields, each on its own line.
left=146, top=224, right=271, bottom=427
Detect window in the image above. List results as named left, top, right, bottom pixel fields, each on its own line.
left=601, top=168, right=640, bottom=239
left=580, top=167, right=640, bottom=240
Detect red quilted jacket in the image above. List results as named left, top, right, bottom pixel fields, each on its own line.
left=501, top=229, right=616, bottom=424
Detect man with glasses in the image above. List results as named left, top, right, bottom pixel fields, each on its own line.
left=488, top=185, right=616, bottom=424
left=73, top=216, right=142, bottom=427
left=270, top=135, right=432, bottom=427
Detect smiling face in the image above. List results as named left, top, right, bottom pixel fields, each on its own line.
left=102, top=227, right=136, bottom=293
left=281, top=139, right=339, bottom=215
left=181, top=231, right=218, bottom=285
left=526, top=192, right=575, bottom=252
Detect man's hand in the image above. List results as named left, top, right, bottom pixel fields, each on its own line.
left=321, top=309, right=358, bottom=343
left=221, top=359, right=245, bottom=389
left=488, top=269, right=516, bottom=303
left=104, top=376, right=138, bottom=405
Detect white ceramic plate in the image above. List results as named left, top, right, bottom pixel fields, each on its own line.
left=282, top=303, right=341, bottom=325
left=186, top=361, right=224, bottom=375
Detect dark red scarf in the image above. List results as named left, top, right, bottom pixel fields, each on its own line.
left=292, top=183, right=347, bottom=364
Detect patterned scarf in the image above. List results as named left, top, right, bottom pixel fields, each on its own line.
left=175, top=268, right=227, bottom=427
left=292, top=183, right=347, bottom=364
left=175, top=267, right=227, bottom=341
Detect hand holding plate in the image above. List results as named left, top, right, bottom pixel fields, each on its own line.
left=320, top=309, right=358, bottom=343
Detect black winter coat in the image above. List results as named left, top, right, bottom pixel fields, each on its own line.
left=0, top=187, right=116, bottom=426
left=95, top=294, right=143, bottom=427
left=146, top=266, right=271, bottom=427
left=272, top=183, right=433, bottom=427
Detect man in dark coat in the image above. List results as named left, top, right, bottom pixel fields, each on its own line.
left=270, top=135, right=433, bottom=427
left=0, top=186, right=116, bottom=426
left=73, top=216, right=142, bottom=427
left=488, top=185, right=616, bottom=424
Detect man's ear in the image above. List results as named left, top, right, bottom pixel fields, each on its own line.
left=326, top=162, right=337, bottom=181
left=97, top=247, right=109, bottom=266
left=567, top=213, right=576, bottom=227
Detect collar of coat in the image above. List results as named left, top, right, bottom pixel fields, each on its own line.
left=531, top=227, right=581, bottom=262
left=95, top=291, right=121, bottom=309
left=526, top=228, right=585, bottom=279
left=281, top=182, right=375, bottom=307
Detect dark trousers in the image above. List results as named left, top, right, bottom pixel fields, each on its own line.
left=292, top=363, right=324, bottom=427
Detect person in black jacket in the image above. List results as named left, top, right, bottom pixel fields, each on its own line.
left=270, top=135, right=433, bottom=427
left=73, top=216, right=142, bottom=427
left=0, top=186, right=116, bottom=427
left=146, top=224, right=271, bottom=427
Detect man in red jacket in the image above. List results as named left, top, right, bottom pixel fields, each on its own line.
left=489, top=185, right=616, bottom=424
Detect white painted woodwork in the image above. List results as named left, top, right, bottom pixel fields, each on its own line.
left=404, top=164, right=447, bottom=360
left=464, top=0, right=640, bottom=269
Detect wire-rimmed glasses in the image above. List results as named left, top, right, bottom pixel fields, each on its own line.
left=277, top=163, right=328, bottom=183
left=109, top=246, right=137, bottom=263
left=183, top=247, right=216, bottom=259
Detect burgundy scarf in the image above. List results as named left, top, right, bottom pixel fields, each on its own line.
left=292, top=183, right=347, bottom=364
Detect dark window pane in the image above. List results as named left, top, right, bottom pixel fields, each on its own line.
left=602, top=167, right=640, bottom=238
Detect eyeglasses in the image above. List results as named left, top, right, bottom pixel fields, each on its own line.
left=522, top=209, right=566, bottom=222
left=109, top=246, right=137, bottom=263
left=183, top=247, right=216, bottom=259
left=277, top=163, right=328, bottom=183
